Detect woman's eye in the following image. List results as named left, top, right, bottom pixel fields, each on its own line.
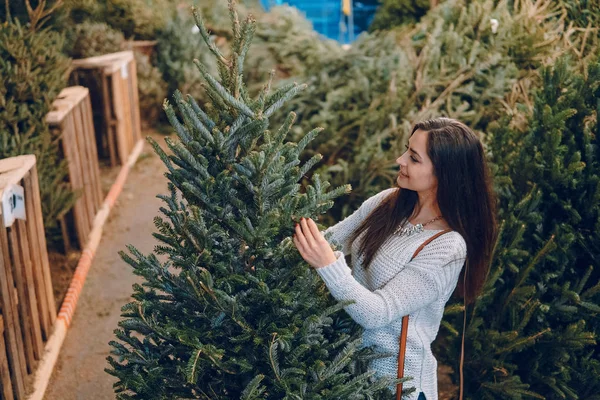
left=405, top=144, right=417, bottom=162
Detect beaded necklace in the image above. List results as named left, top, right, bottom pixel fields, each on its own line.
left=394, top=216, right=444, bottom=237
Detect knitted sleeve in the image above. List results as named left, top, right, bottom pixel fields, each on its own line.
left=321, top=188, right=397, bottom=255
left=315, top=233, right=467, bottom=330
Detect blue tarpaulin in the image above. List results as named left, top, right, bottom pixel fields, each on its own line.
left=260, top=0, right=378, bottom=44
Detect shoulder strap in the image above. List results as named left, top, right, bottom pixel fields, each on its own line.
left=410, top=229, right=453, bottom=261
left=459, top=261, right=467, bottom=400
left=396, top=229, right=452, bottom=400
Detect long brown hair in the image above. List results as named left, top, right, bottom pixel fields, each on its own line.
left=348, top=118, right=498, bottom=304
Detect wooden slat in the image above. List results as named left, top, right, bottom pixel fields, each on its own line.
left=21, top=170, right=50, bottom=340
left=62, top=113, right=87, bottom=246
left=71, top=50, right=133, bottom=71
left=45, top=86, right=89, bottom=125
left=28, top=166, right=56, bottom=324
left=0, top=225, right=25, bottom=398
left=71, top=109, right=90, bottom=240
left=49, top=121, right=75, bottom=252
left=72, top=98, right=95, bottom=237
left=7, top=224, right=35, bottom=373
left=119, top=70, right=133, bottom=158
left=124, top=60, right=135, bottom=153
left=102, top=74, right=118, bottom=166
left=72, top=100, right=92, bottom=229
left=111, top=71, right=129, bottom=165
left=0, top=314, right=15, bottom=400
left=128, top=58, right=143, bottom=143
left=70, top=71, right=107, bottom=161
left=83, top=93, right=104, bottom=211
left=123, top=39, right=157, bottom=48
left=15, top=216, right=44, bottom=361
left=67, top=109, right=91, bottom=244
left=0, top=156, right=36, bottom=190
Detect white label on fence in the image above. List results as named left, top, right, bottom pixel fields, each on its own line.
left=2, top=184, right=26, bottom=227
left=121, top=63, right=128, bottom=78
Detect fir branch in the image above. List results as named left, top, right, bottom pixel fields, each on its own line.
left=186, top=94, right=216, bottom=131
left=494, top=328, right=551, bottom=355
left=194, top=59, right=255, bottom=118
left=264, top=83, right=307, bottom=118
left=299, top=155, right=323, bottom=180
left=237, top=14, right=256, bottom=77
left=269, top=333, right=281, bottom=382
left=186, top=348, right=203, bottom=384
left=502, top=235, right=556, bottom=312
left=240, top=375, right=266, bottom=400
left=192, top=6, right=228, bottom=66
left=297, top=127, right=324, bottom=154
left=178, top=98, right=216, bottom=145
left=163, top=99, right=192, bottom=143
left=256, top=69, right=276, bottom=112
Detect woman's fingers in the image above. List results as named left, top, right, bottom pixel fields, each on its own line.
left=306, top=218, right=324, bottom=242
left=295, top=223, right=309, bottom=250
left=292, top=234, right=301, bottom=251
left=299, top=218, right=314, bottom=243
left=293, top=218, right=336, bottom=269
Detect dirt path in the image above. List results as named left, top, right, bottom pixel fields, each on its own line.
left=44, top=131, right=170, bottom=400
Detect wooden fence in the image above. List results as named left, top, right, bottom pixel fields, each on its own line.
left=70, top=51, right=142, bottom=167
left=122, top=40, right=158, bottom=58
left=46, top=86, right=103, bottom=251
left=0, top=155, right=56, bottom=400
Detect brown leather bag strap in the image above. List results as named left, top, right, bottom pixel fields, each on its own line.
left=396, top=229, right=452, bottom=400
left=458, top=262, right=467, bottom=400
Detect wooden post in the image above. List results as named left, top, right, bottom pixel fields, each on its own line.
left=122, top=40, right=158, bottom=58
left=46, top=86, right=104, bottom=250
left=0, top=155, right=57, bottom=399
left=70, top=51, right=142, bottom=167
left=0, top=315, right=15, bottom=400
left=0, top=224, right=26, bottom=399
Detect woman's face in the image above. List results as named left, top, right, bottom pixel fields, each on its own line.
left=396, top=129, right=438, bottom=194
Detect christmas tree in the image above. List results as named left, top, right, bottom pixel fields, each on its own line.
left=106, top=1, right=406, bottom=398
left=437, top=56, right=600, bottom=398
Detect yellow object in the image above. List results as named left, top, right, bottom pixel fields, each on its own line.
left=342, top=0, right=351, bottom=16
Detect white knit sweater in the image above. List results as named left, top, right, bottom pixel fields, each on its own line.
left=317, top=188, right=467, bottom=400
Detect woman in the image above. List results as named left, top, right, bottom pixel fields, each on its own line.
left=292, top=118, right=498, bottom=400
